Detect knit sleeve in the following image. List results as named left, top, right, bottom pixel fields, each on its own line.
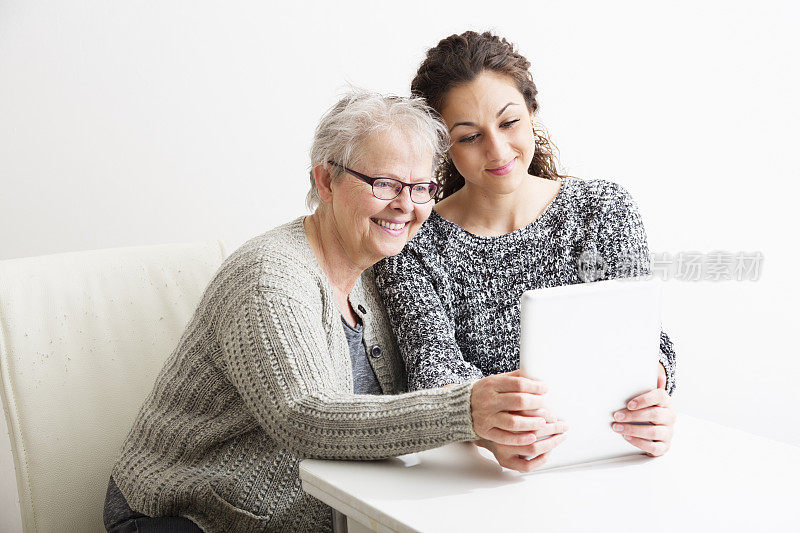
left=215, top=289, right=479, bottom=460
left=595, top=183, right=677, bottom=395
left=374, top=248, right=485, bottom=391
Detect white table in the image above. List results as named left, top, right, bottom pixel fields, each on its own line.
left=300, top=415, right=800, bottom=532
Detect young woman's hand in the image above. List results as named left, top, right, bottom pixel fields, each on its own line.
left=470, top=370, right=549, bottom=446
left=612, top=363, right=676, bottom=457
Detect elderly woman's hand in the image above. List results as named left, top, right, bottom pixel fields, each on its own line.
left=474, top=427, right=568, bottom=473
left=612, top=363, right=676, bottom=457
left=470, top=370, right=548, bottom=445
left=470, top=370, right=569, bottom=472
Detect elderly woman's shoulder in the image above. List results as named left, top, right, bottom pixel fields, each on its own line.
left=212, top=217, right=324, bottom=299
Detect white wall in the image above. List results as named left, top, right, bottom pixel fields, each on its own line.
left=1, top=2, right=798, bottom=522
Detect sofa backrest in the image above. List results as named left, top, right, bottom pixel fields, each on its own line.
left=0, top=242, right=226, bottom=532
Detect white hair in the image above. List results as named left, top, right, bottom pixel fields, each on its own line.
left=306, top=90, right=450, bottom=210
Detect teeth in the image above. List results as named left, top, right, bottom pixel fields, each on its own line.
left=375, top=219, right=406, bottom=231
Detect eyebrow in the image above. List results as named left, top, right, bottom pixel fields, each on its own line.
left=348, top=165, right=433, bottom=183
left=448, top=102, right=519, bottom=133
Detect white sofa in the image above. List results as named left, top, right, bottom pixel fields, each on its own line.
left=0, top=242, right=226, bottom=532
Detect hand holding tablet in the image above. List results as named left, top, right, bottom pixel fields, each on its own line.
left=611, top=365, right=676, bottom=457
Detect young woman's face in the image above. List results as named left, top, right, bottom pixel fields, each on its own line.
left=440, top=71, right=536, bottom=196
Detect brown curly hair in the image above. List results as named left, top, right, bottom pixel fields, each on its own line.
left=411, top=31, right=566, bottom=199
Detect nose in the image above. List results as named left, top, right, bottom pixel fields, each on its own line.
left=388, top=185, right=414, bottom=212
left=484, top=129, right=507, bottom=162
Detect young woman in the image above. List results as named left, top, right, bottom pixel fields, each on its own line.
left=375, top=31, right=677, bottom=470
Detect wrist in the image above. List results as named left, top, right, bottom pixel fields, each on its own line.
left=473, top=438, right=493, bottom=451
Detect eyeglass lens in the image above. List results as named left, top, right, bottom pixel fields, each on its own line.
left=373, top=179, right=437, bottom=203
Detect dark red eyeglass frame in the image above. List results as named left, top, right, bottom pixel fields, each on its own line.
left=327, top=161, right=438, bottom=204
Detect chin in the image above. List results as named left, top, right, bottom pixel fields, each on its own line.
left=487, top=179, right=525, bottom=196
left=378, top=244, right=406, bottom=259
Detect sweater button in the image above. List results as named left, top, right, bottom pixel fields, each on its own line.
left=369, top=345, right=382, bottom=358
left=357, top=304, right=367, bottom=314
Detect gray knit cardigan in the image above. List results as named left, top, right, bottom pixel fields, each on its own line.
left=111, top=217, right=478, bottom=533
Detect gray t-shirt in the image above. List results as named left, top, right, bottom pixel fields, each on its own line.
left=341, top=316, right=382, bottom=395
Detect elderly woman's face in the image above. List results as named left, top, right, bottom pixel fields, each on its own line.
left=329, top=129, right=435, bottom=263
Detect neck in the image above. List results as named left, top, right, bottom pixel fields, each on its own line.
left=444, top=175, right=547, bottom=236
left=304, top=207, right=368, bottom=297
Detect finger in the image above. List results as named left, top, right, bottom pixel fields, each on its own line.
left=517, top=433, right=567, bottom=458
left=496, top=392, right=544, bottom=412
left=493, top=374, right=548, bottom=395
left=623, top=435, right=670, bottom=457
left=495, top=413, right=548, bottom=432
left=517, top=451, right=551, bottom=473
left=494, top=445, right=551, bottom=473
left=612, top=422, right=671, bottom=442
left=514, top=408, right=558, bottom=423
left=497, top=451, right=550, bottom=473
left=534, top=421, right=570, bottom=439
left=627, top=388, right=671, bottom=410
left=484, top=427, right=538, bottom=446
left=657, top=362, right=667, bottom=389
left=613, top=407, right=676, bottom=425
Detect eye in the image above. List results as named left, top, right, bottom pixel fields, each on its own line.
left=458, top=133, right=479, bottom=144
left=373, top=179, right=398, bottom=190
left=500, top=119, right=520, bottom=128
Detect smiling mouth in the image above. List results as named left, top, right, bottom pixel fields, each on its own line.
left=486, top=158, right=516, bottom=175
left=371, top=219, right=409, bottom=231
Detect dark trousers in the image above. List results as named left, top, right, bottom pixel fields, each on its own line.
left=105, top=476, right=204, bottom=532
left=108, top=516, right=203, bottom=533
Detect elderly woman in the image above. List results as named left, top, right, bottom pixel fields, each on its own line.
left=103, top=92, right=564, bottom=533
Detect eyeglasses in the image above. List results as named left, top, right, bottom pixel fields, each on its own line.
left=327, top=161, right=438, bottom=204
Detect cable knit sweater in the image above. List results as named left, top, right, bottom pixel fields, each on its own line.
left=374, top=177, right=677, bottom=395
left=110, top=217, right=478, bottom=533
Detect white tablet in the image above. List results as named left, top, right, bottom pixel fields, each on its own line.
left=518, top=277, right=662, bottom=471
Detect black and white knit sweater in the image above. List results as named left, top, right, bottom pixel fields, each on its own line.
left=375, top=177, right=677, bottom=395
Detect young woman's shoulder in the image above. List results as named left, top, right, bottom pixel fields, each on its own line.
left=560, top=177, right=640, bottom=220
left=404, top=210, right=457, bottom=255
left=373, top=212, right=455, bottom=283
left=564, top=176, right=635, bottom=202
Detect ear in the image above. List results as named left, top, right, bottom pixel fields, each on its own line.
left=312, top=163, right=335, bottom=203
